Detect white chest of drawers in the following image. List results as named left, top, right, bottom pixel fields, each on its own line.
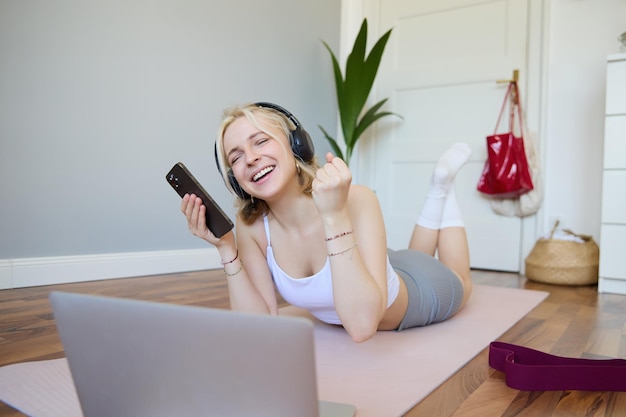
left=599, top=52, right=626, bottom=294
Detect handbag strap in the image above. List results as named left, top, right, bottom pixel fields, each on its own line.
left=511, top=82, right=524, bottom=138
left=489, top=341, right=626, bottom=391
left=493, top=81, right=524, bottom=137
left=492, top=83, right=512, bottom=134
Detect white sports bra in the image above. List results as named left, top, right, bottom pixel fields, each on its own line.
left=263, top=216, right=400, bottom=325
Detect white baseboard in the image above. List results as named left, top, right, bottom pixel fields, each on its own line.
left=0, top=248, right=222, bottom=290
left=598, top=276, right=626, bottom=295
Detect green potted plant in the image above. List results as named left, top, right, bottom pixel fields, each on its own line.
left=319, top=18, right=401, bottom=165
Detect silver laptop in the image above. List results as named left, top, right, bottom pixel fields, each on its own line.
left=49, top=291, right=356, bottom=417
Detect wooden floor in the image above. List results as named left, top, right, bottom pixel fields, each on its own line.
left=1, top=269, right=625, bottom=416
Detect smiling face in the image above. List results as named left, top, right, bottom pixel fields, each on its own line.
left=222, top=112, right=297, bottom=202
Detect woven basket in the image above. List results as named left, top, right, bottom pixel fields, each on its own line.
left=525, top=222, right=599, bottom=286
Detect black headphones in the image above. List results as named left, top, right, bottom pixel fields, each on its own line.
left=214, top=102, right=315, bottom=199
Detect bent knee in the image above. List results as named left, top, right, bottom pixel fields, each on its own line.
left=454, top=271, right=473, bottom=308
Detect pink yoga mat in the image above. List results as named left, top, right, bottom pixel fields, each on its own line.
left=0, top=285, right=547, bottom=417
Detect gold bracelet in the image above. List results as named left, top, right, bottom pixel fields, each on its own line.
left=325, top=230, right=353, bottom=241
left=224, top=261, right=243, bottom=277
left=328, top=243, right=357, bottom=257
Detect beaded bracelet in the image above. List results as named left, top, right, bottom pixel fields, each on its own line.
left=224, top=262, right=243, bottom=277
left=325, top=230, right=353, bottom=242
left=221, top=250, right=238, bottom=265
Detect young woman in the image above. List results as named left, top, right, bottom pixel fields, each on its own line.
left=181, top=102, right=473, bottom=343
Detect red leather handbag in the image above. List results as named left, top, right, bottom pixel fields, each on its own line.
left=477, top=82, right=534, bottom=198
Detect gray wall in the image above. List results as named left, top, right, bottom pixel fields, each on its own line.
left=0, top=0, right=340, bottom=259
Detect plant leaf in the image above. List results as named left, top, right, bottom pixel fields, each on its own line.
left=349, top=27, right=392, bottom=115
left=341, top=19, right=370, bottom=146
left=361, top=28, right=392, bottom=92
left=342, top=20, right=394, bottom=150
left=353, top=111, right=399, bottom=145
left=350, top=100, right=402, bottom=145
left=318, top=125, right=345, bottom=160
left=321, top=41, right=345, bottom=101
left=320, top=18, right=401, bottom=166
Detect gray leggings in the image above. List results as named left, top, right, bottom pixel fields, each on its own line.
left=388, top=249, right=465, bottom=331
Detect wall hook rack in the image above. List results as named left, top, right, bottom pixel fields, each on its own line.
left=497, top=69, right=519, bottom=84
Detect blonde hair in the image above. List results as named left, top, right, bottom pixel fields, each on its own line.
left=215, top=103, right=319, bottom=224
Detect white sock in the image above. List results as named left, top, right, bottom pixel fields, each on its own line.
left=440, top=186, right=464, bottom=228
left=417, top=143, right=471, bottom=230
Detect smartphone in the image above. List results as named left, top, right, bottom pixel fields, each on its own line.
left=166, top=162, right=234, bottom=238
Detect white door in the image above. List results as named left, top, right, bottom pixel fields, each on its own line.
left=357, top=0, right=531, bottom=271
